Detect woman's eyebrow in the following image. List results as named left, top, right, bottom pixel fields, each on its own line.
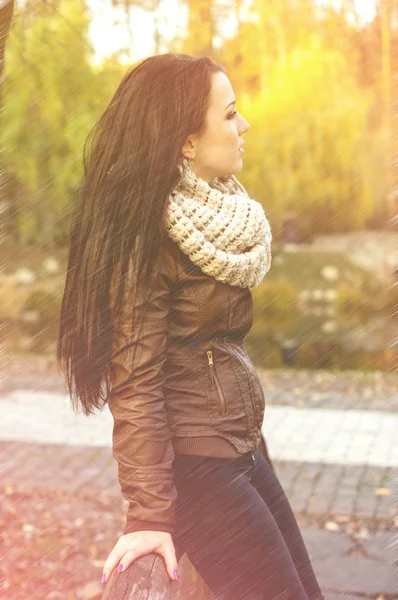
left=225, top=100, right=236, bottom=110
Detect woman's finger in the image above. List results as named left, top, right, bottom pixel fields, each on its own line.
left=101, top=532, right=179, bottom=585
left=116, top=547, right=154, bottom=573
left=101, top=542, right=136, bottom=584
left=159, top=540, right=179, bottom=582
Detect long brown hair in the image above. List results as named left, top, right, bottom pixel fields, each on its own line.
left=57, top=53, right=225, bottom=417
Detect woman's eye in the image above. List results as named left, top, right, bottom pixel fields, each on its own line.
left=227, top=110, right=237, bottom=120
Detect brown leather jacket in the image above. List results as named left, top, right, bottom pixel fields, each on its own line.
left=108, top=235, right=272, bottom=536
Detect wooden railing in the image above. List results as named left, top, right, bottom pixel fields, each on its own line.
left=102, top=552, right=215, bottom=599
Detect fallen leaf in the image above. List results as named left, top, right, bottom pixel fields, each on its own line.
left=91, top=559, right=105, bottom=568
left=324, top=520, right=340, bottom=532
left=335, top=515, right=350, bottom=523
left=80, top=580, right=102, bottom=600
left=356, top=525, right=370, bottom=540
left=59, top=536, right=74, bottom=545
left=346, top=522, right=357, bottom=534
left=375, top=488, right=391, bottom=496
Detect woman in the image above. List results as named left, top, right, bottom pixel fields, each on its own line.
left=57, top=53, right=324, bottom=600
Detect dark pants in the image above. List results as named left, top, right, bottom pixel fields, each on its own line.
left=172, top=448, right=324, bottom=600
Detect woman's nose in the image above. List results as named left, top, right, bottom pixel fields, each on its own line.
left=239, top=116, right=250, bottom=135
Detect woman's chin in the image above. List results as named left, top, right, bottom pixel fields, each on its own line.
left=232, top=159, right=244, bottom=174
left=211, top=160, right=243, bottom=181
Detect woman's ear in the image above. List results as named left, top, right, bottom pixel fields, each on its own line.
left=181, top=137, right=196, bottom=161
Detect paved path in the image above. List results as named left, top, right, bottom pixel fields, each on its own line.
left=265, top=406, right=398, bottom=467
left=0, top=381, right=396, bottom=523
left=0, top=367, right=397, bottom=598
left=1, top=388, right=398, bottom=467
left=1, top=437, right=396, bottom=598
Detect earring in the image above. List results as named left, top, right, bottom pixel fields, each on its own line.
left=178, top=156, right=193, bottom=179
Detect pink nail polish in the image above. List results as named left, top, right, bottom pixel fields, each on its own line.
left=101, top=574, right=106, bottom=584
left=173, top=570, right=179, bottom=581
left=118, top=564, right=124, bottom=572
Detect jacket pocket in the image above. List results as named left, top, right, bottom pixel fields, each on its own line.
left=206, top=350, right=227, bottom=416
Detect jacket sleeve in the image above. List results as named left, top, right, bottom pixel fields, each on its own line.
left=107, top=249, right=177, bottom=535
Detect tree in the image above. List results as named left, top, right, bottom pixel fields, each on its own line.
left=0, top=0, right=14, bottom=103
left=378, top=0, right=397, bottom=220
left=111, top=0, right=164, bottom=56
left=2, top=0, right=124, bottom=246
left=236, top=38, right=378, bottom=236
left=183, top=0, right=214, bottom=55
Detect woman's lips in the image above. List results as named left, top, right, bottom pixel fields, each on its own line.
left=238, top=147, right=244, bottom=154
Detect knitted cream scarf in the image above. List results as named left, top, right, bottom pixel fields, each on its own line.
left=164, top=159, right=272, bottom=288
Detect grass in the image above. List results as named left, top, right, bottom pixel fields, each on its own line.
left=268, top=244, right=373, bottom=290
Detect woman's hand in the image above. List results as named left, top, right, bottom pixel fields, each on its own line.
left=101, top=530, right=179, bottom=586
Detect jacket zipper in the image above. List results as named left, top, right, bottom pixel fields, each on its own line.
left=224, top=342, right=257, bottom=423
left=206, top=350, right=227, bottom=416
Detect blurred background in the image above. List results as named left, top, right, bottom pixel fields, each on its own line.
left=1, top=4, right=398, bottom=599
left=1, top=0, right=397, bottom=371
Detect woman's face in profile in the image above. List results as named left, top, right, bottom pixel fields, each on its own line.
left=183, top=71, right=250, bottom=183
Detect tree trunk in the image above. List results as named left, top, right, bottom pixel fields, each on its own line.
left=0, top=0, right=14, bottom=104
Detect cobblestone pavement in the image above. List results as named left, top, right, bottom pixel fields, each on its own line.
left=1, top=439, right=396, bottom=598
left=264, top=406, right=398, bottom=467
left=0, top=438, right=395, bottom=524
left=0, top=364, right=397, bottom=597
left=0, top=368, right=397, bottom=524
